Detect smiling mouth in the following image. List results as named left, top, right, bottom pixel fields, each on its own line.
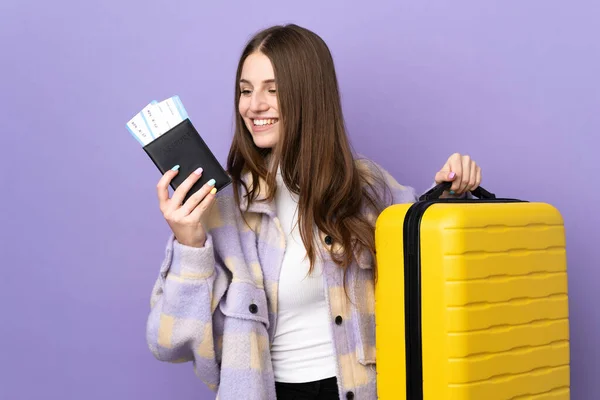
left=252, top=118, right=279, bottom=126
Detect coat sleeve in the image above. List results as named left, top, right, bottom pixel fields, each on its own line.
left=145, top=232, right=230, bottom=392
left=358, top=157, right=471, bottom=207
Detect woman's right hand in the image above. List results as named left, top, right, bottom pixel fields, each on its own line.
left=157, top=166, right=218, bottom=248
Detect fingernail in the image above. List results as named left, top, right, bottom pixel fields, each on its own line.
left=194, top=167, right=203, bottom=175
left=171, top=165, right=180, bottom=171
left=449, top=190, right=455, bottom=195
left=210, top=188, right=217, bottom=195
left=207, top=179, right=216, bottom=186
left=448, top=172, right=455, bottom=179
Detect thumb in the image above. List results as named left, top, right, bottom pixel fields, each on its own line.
left=435, top=170, right=456, bottom=184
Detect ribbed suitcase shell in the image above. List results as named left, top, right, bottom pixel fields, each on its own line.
left=374, top=200, right=570, bottom=399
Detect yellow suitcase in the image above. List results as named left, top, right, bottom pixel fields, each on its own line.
left=374, top=183, right=570, bottom=399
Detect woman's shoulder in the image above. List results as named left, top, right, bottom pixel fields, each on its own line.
left=354, top=155, right=388, bottom=181
left=354, top=155, right=418, bottom=205
left=353, top=154, right=404, bottom=190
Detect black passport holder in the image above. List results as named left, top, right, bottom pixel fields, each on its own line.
left=143, top=119, right=232, bottom=203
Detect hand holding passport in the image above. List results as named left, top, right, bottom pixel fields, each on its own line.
left=126, top=96, right=232, bottom=204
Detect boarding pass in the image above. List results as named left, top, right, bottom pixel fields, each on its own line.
left=126, top=95, right=189, bottom=146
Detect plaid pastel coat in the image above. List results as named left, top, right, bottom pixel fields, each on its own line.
left=146, top=158, right=419, bottom=399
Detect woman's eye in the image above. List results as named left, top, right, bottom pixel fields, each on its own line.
left=240, top=89, right=251, bottom=95
left=268, top=89, right=277, bottom=94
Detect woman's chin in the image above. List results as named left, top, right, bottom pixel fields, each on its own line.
left=251, top=131, right=279, bottom=149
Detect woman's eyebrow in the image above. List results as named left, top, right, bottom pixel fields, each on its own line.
left=239, top=79, right=276, bottom=84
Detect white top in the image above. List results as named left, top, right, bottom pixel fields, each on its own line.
left=269, top=167, right=338, bottom=383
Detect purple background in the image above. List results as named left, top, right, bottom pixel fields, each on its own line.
left=1, top=0, right=598, bottom=399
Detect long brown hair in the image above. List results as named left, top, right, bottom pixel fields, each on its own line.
left=227, top=24, right=389, bottom=276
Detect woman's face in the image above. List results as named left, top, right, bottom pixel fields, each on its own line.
left=238, top=52, right=280, bottom=149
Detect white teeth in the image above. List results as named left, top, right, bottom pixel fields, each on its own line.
left=253, top=118, right=277, bottom=126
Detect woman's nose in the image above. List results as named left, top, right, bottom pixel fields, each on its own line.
left=250, top=92, right=269, bottom=112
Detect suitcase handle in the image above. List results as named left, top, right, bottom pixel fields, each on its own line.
left=419, top=181, right=496, bottom=201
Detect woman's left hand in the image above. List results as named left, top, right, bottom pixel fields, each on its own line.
left=434, top=153, right=482, bottom=196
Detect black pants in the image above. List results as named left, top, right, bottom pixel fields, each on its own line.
left=275, top=376, right=339, bottom=399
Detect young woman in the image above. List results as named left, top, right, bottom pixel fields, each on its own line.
left=146, top=24, right=482, bottom=400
